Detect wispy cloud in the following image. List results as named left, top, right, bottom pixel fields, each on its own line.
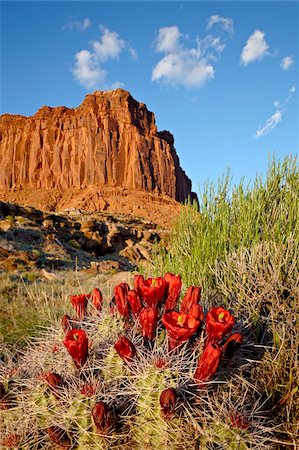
left=280, top=55, right=294, bottom=70
left=255, top=111, right=282, bottom=138
left=73, top=26, right=137, bottom=90
left=206, top=15, right=234, bottom=35
left=152, top=21, right=232, bottom=89
left=62, top=18, right=91, bottom=32
left=128, top=46, right=138, bottom=60
left=240, top=30, right=269, bottom=66
left=255, top=86, right=296, bottom=138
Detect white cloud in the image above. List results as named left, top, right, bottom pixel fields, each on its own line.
left=152, top=25, right=230, bottom=88
left=152, top=53, right=214, bottom=88
left=255, top=111, right=282, bottom=138
left=72, top=26, right=136, bottom=90
left=155, top=26, right=182, bottom=53
left=206, top=15, right=234, bottom=35
left=240, top=30, right=269, bottom=66
left=92, top=26, right=125, bottom=61
left=280, top=55, right=294, bottom=70
left=62, top=18, right=91, bottom=32
left=128, top=46, right=138, bottom=60
left=255, top=85, right=296, bottom=138
left=73, top=50, right=106, bottom=89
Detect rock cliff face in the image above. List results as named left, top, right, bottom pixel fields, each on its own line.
left=0, top=89, right=195, bottom=203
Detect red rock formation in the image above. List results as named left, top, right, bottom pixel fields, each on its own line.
left=0, top=89, right=195, bottom=204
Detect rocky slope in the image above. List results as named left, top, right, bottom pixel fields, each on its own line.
left=0, top=201, right=168, bottom=273
left=0, top=89, right=196, bottom=212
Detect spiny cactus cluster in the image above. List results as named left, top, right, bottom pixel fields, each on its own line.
left=0, top=273, right=272, bottom=449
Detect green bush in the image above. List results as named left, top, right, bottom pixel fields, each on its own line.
left=150, top=155, right=299, bottom=291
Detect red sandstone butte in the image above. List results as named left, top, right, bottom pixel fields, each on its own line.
left=0, top=89, right=197, bottom=225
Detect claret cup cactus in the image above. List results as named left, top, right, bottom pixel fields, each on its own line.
left=0, top=273, right=271, bottom=449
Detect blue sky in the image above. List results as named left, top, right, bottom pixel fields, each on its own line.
left=1, top=1, right=298, bottom=194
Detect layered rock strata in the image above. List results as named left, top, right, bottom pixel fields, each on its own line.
left=0, top=89, right=195, bottom=203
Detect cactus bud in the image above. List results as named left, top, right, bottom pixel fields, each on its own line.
left=47, top=426, right=71, bottom=447
left=160, top=387, right=177, bottom=420
left=61, top=314, right=72, bottom=333
left=127, top=290, right=143, bottom=317
left=140, top=306, right=159, bottom=341
left=230, top=412, right=250, bottom=429
left=194, top=342, right=222, bottom=387
left=43, top=372, right=63, bottom=397
left=91, top=288, right=103, bottom=313
left=114, top=336, right=136, bottom=363
left=92, top=401, right=112, bottom=432
left=164, top=273, right=182, bottom=311
left=181, top=286, right=202, bottom=313
left=114, top=283, right=130, bottom=317
left=70, top=294, right=90, bottom=319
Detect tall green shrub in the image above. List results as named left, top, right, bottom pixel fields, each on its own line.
left=150, top=155, right=299, bottom=291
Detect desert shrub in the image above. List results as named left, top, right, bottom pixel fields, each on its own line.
left=150, top=155, right=299, bottom=291
left=214, top=240, right=299, bottom=446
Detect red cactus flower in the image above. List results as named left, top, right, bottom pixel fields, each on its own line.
left=205, top=307, right=235, bottom=344
left=92, top=401, right=112, bottom=432
left=70, top=293, right=90, bottom=319
left=188, top=303, right=204, bottom=322
left=127, top=290, right=143, bottom=317
left=140, top=306, right=159, bottom=341
left=162, top=310, right=201, bottom=350
left=114, top=336, right=136, bottom=363
left=230, top=412, right=250, bottom=430
left=160, top=387, right=177, bottom=419
left=47, top=426, right=71, bottom=447
left=180, top=286, right=202, bottom=313
left=114, top=283, right=130, bottom=317
left=135, top=275, right=167, bottom=307
left=91, top=288, right=103, bottom=313
left=222, top=333, right=243, bottom=358
left=164, top=273, right=182, bottom=310
left=194, top=342, right=222, bottom=387
left=61, top=314, right=72, bottom=333
left=63, top=329, right=88, bottom=368
left=0, top=434, right=21, bottom=447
